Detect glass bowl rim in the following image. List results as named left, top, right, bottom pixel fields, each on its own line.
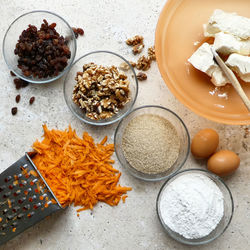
left=63, top=50, right=139, bottom=126
left=2, top=9, right=77, bottom=84
left=114, top=105, right=191, bottom=181
left=156, top=168, right=234, bottom=245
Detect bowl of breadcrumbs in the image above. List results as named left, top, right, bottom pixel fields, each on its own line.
left=114, top=105, right=190, bottom=181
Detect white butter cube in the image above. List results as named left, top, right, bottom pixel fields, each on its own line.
left=204, top=9, right=250, bottom=40
left=188, top=43, right=229, bottom=86
left=226, top=53, right=250, bottom=82
left=214, top=32, right=250, bottom=55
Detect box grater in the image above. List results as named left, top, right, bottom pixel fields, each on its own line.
left=0, top=152, right=63, bottom=246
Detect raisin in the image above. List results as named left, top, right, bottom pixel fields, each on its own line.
left=11, top=107, right=18, bottom=115
left=16, top=95, right=21, bottom=103
left=29, top=96, right=35, bottom=105
left=13, top=78, right=29, bottom=89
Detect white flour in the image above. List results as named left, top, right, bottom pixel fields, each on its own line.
left=159, top=173, right=224, bottom=239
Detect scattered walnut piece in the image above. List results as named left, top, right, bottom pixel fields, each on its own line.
left=148, top=46, right=156, bottom=61
left=136, top=55, right=151, bottom=71
left=126, top=35, right=144, bottom=46
left=119, top=62, right=130, bottom=71
left=132, top=44, right=144, bottom=55
left=137, top=72, right=147, bottom=81
left=72, top=63, right=131, bottom=120
left=129, top=61, right=136, bottom=67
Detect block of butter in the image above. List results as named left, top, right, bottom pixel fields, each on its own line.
left=204, top=9, right=250, bottom=40
left=214, top=32, right=250, bottom=56
left=226, top=53, right=250, bottom=82
left=188, top=43, right=229, bottom=86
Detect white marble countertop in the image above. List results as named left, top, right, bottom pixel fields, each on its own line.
left=0, top=0, right=249, bottom=249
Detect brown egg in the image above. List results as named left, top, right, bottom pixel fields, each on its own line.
left=207, top=150, right=240, bottom=177
left=191, top=128, right=219, bottom=158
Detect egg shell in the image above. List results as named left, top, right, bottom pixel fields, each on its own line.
left=207, top=150, right=240, bottom=177
left=191, top=128, right=219, bottom=158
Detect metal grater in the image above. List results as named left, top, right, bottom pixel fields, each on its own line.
left=0, top=152, right=63, bottom=246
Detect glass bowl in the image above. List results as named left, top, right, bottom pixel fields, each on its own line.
left=63, top=51, right=138, bottom=126
left=114, top=105, right=190, bottom=181
left=156, top=169, right=234, bottom=245
left=3, top=10, right=76, bottom=84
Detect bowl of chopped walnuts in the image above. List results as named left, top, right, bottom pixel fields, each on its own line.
left=3, top=10, right=77, bottom=84
left=63, top=50, right=139, bottom=125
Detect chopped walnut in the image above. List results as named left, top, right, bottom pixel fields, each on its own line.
left=72, top=63, right=131, bottom=120
left=126, top=35, right=144, bottom=46
left=148, top=46, right=156, bottom=61
left=132, top=44, right=144, bottom=55
left=119, top=62, right=130, bottom=71
left=137, top=72, right=147, bottom=81
left=136, top=55, right=151, bottom=71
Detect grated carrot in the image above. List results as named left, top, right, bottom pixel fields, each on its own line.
left=32, top=124, right=132, bottom=211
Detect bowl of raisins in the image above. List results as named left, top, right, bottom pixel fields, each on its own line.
left=3, top=10, right=77, bottom=84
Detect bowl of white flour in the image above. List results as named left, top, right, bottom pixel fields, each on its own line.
left=156, top=169, right=234, bottom=245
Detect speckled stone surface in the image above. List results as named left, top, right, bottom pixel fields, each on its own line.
left=0, top=0, right=249, bottom=249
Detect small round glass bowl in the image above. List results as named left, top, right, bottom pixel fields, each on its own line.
left=156, top=169, right=234, bottom=245
left=3, top=10, right=76, bottom=84
left=114, top=105, right=190, bottom=181
left=64, top=51, right=138, bottom=126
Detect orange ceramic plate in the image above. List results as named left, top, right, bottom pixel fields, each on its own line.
left=155, top=0, right=250, bottom=125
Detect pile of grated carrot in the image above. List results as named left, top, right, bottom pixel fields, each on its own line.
left=32, top=124, right=131, bottom=212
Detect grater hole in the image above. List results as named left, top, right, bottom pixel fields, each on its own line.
left=13, top=180, right=19, bottom=187
left=12, top=206, right=20, bottom=213
left=30, top=178, right=38, bottom=186
left=33, top=203, right=41, bottom=209
left=44, top=201, right=52, bottom=208
left=18, top=197, right=26, bottom=204
left=40, top=194, right=47, bottom=201
left=20, top=164, right=28, bottom=171
left=19, top=180, right=27, bottom=188
left=23, top=188, right=32, bottom=196
left=7, top=214, right=16, bottom=221
left=17, top=213, right=24, bottom=219
left=27, top=212, right=35, bottom=218
left=28, top=195, right=37, bottom=202
left=0, top=185, right=6, bottom=192
left=4, top=176, right=12, bottom=182
left=2, top=209, right=8, bottom=215
left=23, top=204, right=30, bottom=211
left=13, top=190, right=21, bottom=197
left=3, top=191, right=11, bottom=198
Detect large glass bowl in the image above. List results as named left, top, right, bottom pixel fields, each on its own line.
left=64, top=51, right=138, bottom=126
left=156, top=169, right=234, bottom=245
left=114, top=105, right=190, bottom=181
left=3, top=10, right=76, bottom=84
